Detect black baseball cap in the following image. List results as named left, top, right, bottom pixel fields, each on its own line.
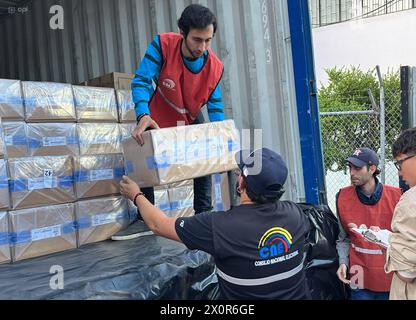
left=235, top=148, right=288, bottom=197
left=346, top=147, right=379, bottom=167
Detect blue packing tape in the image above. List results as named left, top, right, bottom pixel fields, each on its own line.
left=214, top=173, right=221, bottom=184
left=228, top=139, right=239, bottom=152
left=0, top=232, right=9, bottom=245
left=8, top=179, right=27, bottom=192
left=6, top=136, right=27, bottom=146
left=125, top=161, right=134, bottom=174
left=114, top=167, right=125, bottom=178
left=215, top=203, right=225, bottom=212
left=146, top=155, right=171, bottom=170
left=158, top=202, right=171, bottom=212
left=10, top=231, right=31, bottom=245
left=76, top=217, right=92, bottom=230
left=62, top=221, right=77, bottom=234
left=74, top=168, right=124, bottom=182
left=0, top=95, right=23, bottom=105
left=58, top=175, right=74, bottom=188
left=0, top=177, right=9, bottom=190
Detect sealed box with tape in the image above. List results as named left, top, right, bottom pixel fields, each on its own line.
left=78, top=123, right=121, bottom=155
left=9, top=203, right=77, bottom=262
left=8, top=156, right=75, bottom=209
left=2, top=122, right=29, bottom=158
left=0, top=212, right=11, bottom=264
left=0, top=79, right=24, bottom=121
left=122, top=120, right=240, bottom=187
left=116, top=90, right=136, bottom=123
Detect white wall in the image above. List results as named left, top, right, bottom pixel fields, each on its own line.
left=312, top=8, right=416, bottom=86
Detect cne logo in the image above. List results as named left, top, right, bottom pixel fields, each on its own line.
left=258, top=227, right=292, bottom=259
left=162, top=78, right=176, bottom=90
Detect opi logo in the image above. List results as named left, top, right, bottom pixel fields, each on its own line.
left=162, top=79, right=176, bottom=90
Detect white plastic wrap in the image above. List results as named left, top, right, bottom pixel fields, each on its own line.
left=0, top=160, right=10, bottom=210
left=22, top=81, right=76, bottom=122
left=9, top=203, right=76, bottom=262
left=122, top=120, right=240, bottom=187
left=120, top=123, right=136, bottom=142
left=75, top=196, right=129, bottom=246
left=8, top=156, right=75, bottom=210
left=27, top=123, right=79, bottom=157
left=212, top=173, right=231, bottom=212
left=74, top=154, right=124, bottom=199
left=154, top=188, right=171, bottom=213
left=78, top=123, right=121, bottom=155
left=0, top=212, right=11, bottom=264
left=0, top=119, right=5, bottom=158
left=116, top=90, right=136, bottom=123
left=2, top=122, right=29, bottom=158
left=0, top=79, right=25, bottom=121
left=73, top=86, right=118, bottom=122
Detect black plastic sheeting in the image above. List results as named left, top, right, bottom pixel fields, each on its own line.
left=300, top=203, right=349, bottom=300
left=0, top=236, right=218, bottom=300
left=0, top=204, right=347, bottom=300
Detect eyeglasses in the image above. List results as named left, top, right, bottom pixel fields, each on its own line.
left=393, top=154, right=416, bottom=171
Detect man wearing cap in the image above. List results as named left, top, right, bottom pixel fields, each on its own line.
left=336, top=147, right=401, bottom=300
left=119, top=148, right=311, bottom=299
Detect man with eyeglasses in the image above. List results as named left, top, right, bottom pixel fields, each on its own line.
left=335, top=147, right=401, bottom=300
left=118, top=148, right=311, bottom=300
left=384, top=128, right=416, bottom=299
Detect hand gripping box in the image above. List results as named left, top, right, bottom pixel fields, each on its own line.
left=73, top=86, right=119, bottom=122
left=212, top=173, right=231, bottom=212
left=22, top=81, right=76, bottom=122
left=122, top=120, right=240, bottom=188
left=78, top=123, right=121, bottom=155
left=0, top=79, right=25, bottom=121
left=0, top=212, right=11, bottom=264
left=74, top=154, right=124, bottom=199
left=75, top=196, right=130, bottom=246
left=0, top=160, right=10, bottom=210
left=116, top=90, right=136, bottom=123
left=8, top=156, right=75, bottom=210
left=2, top=122, right=29, bottom=158
left=27, top=123, right=79, bottom=157
left=9, top=203, right=77, bottom=262
left=167, top=184, right=194, bottom=218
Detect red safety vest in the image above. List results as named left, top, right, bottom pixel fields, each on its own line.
left=337, top=185, right=401, bottom=292
left=149, top=33, right=224, bottom=128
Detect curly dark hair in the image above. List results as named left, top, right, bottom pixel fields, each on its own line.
left=392, top=128, right=416, bottom=158
left=177, top=4, right=217, bottom=37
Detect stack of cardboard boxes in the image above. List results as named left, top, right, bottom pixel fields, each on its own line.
left=0, top=76, right=238, bottom=264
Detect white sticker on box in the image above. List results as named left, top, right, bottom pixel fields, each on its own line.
left=28, top=177, right=47, bottom=190
left=4, top=135, right=13, bottom=146
left=43, top=169, right=54, bottom=189
left=31, top=224, right=62, bottom=241
left=42, top=136, right=66, bottom=147
left=89, top=169, right=114, bottom=181
left=91, top=212, right=118, bottom=227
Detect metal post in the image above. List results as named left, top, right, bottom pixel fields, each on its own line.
left=376, top=66, right=385, bottom=184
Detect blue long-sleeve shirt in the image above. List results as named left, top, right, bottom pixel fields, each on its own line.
left=132, top=35, right=224, bottom=122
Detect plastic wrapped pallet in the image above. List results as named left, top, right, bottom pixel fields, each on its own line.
left=78, top=123, right=121, bottom=155
left=75, top=196, right=129, bottom=246
left=0, top=160, right=10, bottom=210
left=9, top=203, right=76, bottom=262
left=212, top=173, right=231, bottom=212
left=120, top=123, right=136, bottom=142
left=27, top=123, right=79, bottom=157
left=0, top=212, right=11, bottom=264
left=116, top=90, right=136, bottom=122
left=8, top=156, right=75, bottom=209
left=2, top=122, right=28, bottom=158
left=0, top=119, right=5, bottom=158
left=155, top=188, right=171, bottom=213
left=74, top=154, right=124, bottom=199
left=123, top=120, right=240, bottom=187
left=73, top=86, right=118, bottom=122
left=22, top=81, right=76, bottom=122
left=168, top=184, right=194, bottom=218
left=0, top=79, right=25, bottom=121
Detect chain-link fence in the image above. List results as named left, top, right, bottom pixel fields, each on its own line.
left=320, top=80, right=402, bottom=213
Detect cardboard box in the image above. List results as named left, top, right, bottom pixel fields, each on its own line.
left=78, top=123, right=121, bottom=155
left=0, top=212, right=11, bottom=264
left=0, top=79, right=25, bottom=121
left=2, top=122, right=29, bottom=158
left=75, top=196, right=129, bottom=246
left=122, top=120, right=240, bottom=188
left=22, top=81, right=76, bottom=122
left=74, top=154, right=124, bottom=199
left=0, top=120, right=5, bottom=158
left=9, top=203, right=77, bottom=262
left=212, top=173, right=231, bottom=212
left=167, top=184, right=194, bottom=218
left=27, top=123, right=79, bottom=157
left=116, top=90, right=136, bottom=123
left=0, top=160, right=10, bottom=210
left=154, top=188, right=171, bottom=213
left=85, top=72, right=135, bottom=90
left=73, top=86, right=119, bottom=122
left=120, top=123, right=136, bottom=142
left=8, top=156, right=75, bottom=209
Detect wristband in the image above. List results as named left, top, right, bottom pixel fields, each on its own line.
left=133, top=192, right=145, bottom=206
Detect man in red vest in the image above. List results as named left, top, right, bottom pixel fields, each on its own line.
left=113, top=5, right=224, bottom=240
left=335, top=147, right=401, bottom=299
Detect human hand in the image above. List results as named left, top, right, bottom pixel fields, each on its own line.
left=120, top=175, right=141, bottom=201
left=336, top=264, right=350, bottom=285
left=132, top=115, right=160, bottom=146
